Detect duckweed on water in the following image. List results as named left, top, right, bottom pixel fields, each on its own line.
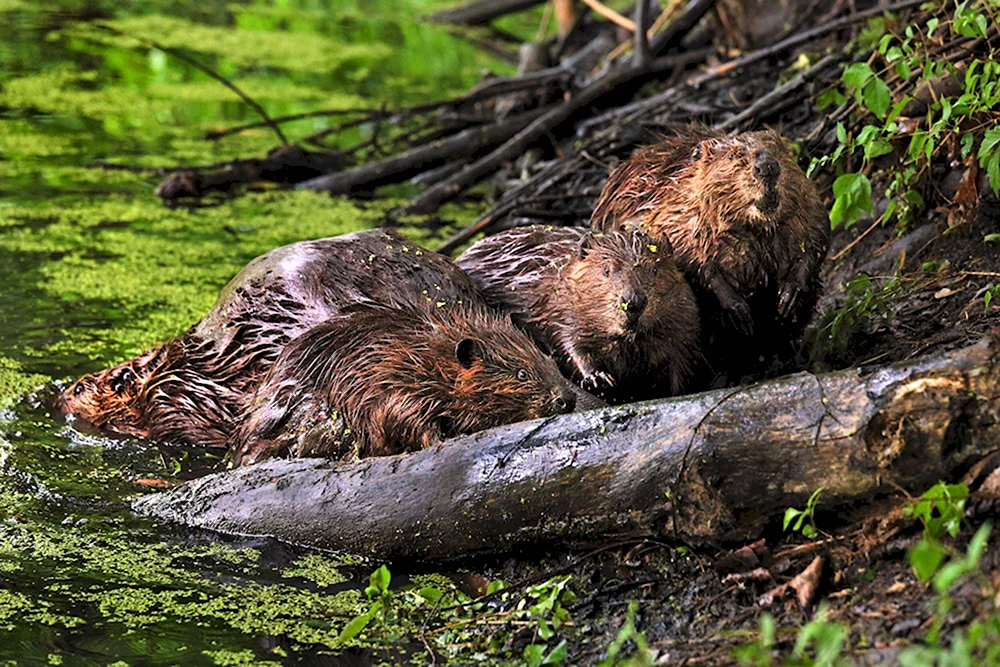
left=0, top=0, right=526, bottom=662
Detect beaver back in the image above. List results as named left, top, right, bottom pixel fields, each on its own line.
left=230, top=302, right=578, bottom=466
left=458, top=226, right=700, bottom=400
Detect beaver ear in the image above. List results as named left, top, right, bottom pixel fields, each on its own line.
left=455, top=338, right=484, bottom=369
left=576, top=233, right=593, bottom=260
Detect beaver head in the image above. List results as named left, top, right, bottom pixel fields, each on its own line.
left=688, top=129, right=799, bottom=230
left=57, top=345, right=166, bottom=438
left=439, top=307, right=576, bottom=432
left=561, top=231, right=655, bottom=338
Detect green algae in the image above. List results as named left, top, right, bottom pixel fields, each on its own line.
left=0, top=358, right=49, bottom=408
left=0, top=0, right=507, bottom=663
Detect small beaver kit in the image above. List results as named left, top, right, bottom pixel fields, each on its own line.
left=458, top=225, right=700, bottom=401
left=59, top=229, right=506, bottom=446
left=591, top=128, right=829, bottom=378
left=229, top=302, right=577, bottom=466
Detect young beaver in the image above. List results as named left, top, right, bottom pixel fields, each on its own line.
left=591, top=128, right=829, bottom=378
left=58, top=229, right=490, bottom=446
left=229, top=302, right=577, bottom=466
left=457, top=226, right=700, bottom=401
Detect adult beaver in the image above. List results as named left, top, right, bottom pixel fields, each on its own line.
left=457, top=226, right=700, bottom=401
left=591, top=128, right=829, bottom=379
left=229, top=302, right=577, bottom=466
left=58, top=229, right=496, bottom=446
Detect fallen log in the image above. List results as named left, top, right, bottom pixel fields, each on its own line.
left=134, top=338, right=1000, bottom=561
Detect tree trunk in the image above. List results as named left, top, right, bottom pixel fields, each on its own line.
left=134, top=339, right=1000, bottom=561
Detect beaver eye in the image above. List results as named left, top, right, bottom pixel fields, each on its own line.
left=120, top=368, right=133, bottom=384
left=603, top=266, right=611, bottom=277
left=727, top=152, right=735, bottom=160
left=111, top=381, right=125, bottom=394
left=516, top=369, right=529, bottom=382
left=73, top=383, right=85, bottom=396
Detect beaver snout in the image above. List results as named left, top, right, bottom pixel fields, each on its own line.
left=753, top=151, right=781, bottom=185
left=553, top=389, right=576, bottom=414
left=621, top=290, right=648, bottom=328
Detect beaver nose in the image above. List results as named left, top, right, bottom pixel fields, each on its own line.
left=622, top=290, right=647, bottom=326
left=554, top=389, right=576, bottom=414
left=753, top=151, right=780, bottom=184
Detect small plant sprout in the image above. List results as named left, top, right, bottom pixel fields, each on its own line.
left=784, top=487, right=824, bottom=539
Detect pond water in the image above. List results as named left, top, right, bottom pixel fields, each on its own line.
left=0, top=1, right=518, bottom=663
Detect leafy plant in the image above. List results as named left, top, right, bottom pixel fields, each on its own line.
left=904, top=481, right=969, bottom=541
left=784, top=487, right=824, bottom=539
left=812, top=273, right=900, bottom=364
left=790, top=605, right=850, bottom=667
left=811, top=1, right=1000, bottom=232
left=732, top=613, right=776, bottom=666
left=337, top=564, right=392, bottom=644
left=597, top=600, right=653, bottom=667
left=732, top=606, right=850, bottom=666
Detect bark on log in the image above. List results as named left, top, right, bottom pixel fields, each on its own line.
left=134, top=339, right=1000, bottom=561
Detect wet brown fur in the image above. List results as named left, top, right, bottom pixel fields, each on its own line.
left=458, top=226, right=700, bottom=401
left=229, top=302, right=577, bottom=466
left=58, top=229, right=487, bottom=446
left=592, top=128, right=829, bottom=377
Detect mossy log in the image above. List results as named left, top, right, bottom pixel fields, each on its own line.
left=134, top=339, right=1000, bottom=560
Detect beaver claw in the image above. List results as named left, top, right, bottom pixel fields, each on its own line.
left=720, top=295, right=754, bottom=335
left=778, top=282, right=802, bottom=318
left=581, top=370, right=616, bottom=390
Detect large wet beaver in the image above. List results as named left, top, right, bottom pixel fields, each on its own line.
left=457, top=226, right=700, bottom=401
left=591, top=128, right=829, bottom=378
left=58, top=229, right=512, bottom=446
left=229, top=302, right=577, bottom=466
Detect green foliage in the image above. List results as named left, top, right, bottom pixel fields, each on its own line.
left=811, top=1, right=1000, bottom=231
left=812, top=274, right=900, bottom=364
left=985, top=284, right=1000, bottom=309
left=790, top=606, right=850, bottom=667
left=904, top=481, right=969, bottom=541
left=732, top=614, right=776, bottom=666
left=597, top=600, right=653, bottom=667
left=784, top=487, right=824, bottom=540
left=733, top=606, right=850, bottom=666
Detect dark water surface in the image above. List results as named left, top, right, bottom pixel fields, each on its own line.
left=0, top=1, right=512, bottom=663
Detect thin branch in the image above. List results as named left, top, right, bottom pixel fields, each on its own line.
left=633, top=0, right=651, bottom=68
left=94, top=23, right=289, bottom=146
left=715, top=53, right=839, bottom=131
left=579, top=0, right=636, bottom=31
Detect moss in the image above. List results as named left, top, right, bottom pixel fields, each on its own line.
left=0, top=357, right=49, bottom=408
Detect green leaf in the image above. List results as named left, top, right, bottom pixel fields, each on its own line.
left=961, top=132, right=975, bottom=159
left=895, top=60, right=912, bottom=80
left=864, top=77, right=892, bottom=118
left=817, top=88, right=847, bottom=111
left=908, top=538, right=945, bottom=583
left=365, top=564, right=391, bottom=598
left=966, top=523, right=992, bottom=566
left=865, top=139, right=894, bottom=160
left=418, top=587, right=444, bottom=603
left=978, top=125, right=1000, bottom=194
left=842, top=62, right=874, bottom=90
left=337, top=601, right=380, bottom=644
left=524, top=644, right=546, bottom=667
left=542, top=640, right=569, bottom=665
left=985, top=234, right=1000, bottom=244
left=932, top=560, right=969, bottom=593
left=836, top=122, right=848, bottom=145
left=538, top=618, right=555, bottom=640
left=830, top=173, right=873, bottom=228
left=784, top=507, right=802, bottom=531
left=486, top=580, right=507, bottom=594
